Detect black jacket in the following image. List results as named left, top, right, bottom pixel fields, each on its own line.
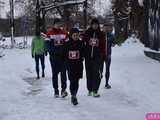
left=83, top=27, right=106, bottom=60
left=106, top=32, right=115, bottom=56
left=64, top=38, right=85, bottom=79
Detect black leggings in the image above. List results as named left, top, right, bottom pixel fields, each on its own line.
left=50, top=57, right=67, bottom=92
left=34, top=54, right=45, bottom=76
left=69, top=78, right=79, bottom=96
left=100, top=56, right=111, bottom=85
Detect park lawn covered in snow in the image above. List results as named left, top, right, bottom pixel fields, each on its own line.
left=0, top=37, right=160, bottom=120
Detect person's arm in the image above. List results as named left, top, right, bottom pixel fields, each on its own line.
left=40, top=32, right=47, bottom=39
left=64, top=32, right=69, bottom=42
left=81, top=41, right=86, bottom=60
left=60, top=30, right=69, bottom=44
left=42, top=37, right=48, bottom=56
left=31, top=38, right=35, bottom=58
left=99, top=32, right=107, bottom=58
left=63, top=41, right=69, bottom=63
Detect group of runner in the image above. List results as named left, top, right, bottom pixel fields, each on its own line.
left=31, top=17, right=115, bottom=105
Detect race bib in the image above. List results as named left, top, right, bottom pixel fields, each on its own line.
left=89, top=38, right=99, bottom=47
left=68, top=50, right=80, bottom=60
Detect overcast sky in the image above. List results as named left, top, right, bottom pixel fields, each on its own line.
left=0, top=0, right=112, bottom=18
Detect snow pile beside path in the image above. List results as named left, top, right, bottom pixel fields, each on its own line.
left=113, top=37, right=145, bottom=58
left=111, top=37, right=160, bottom=113
left=122, top=37, right=143, bottom=47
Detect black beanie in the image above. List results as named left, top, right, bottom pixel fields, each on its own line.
left=91, top=18, right=99, bottom=25
left=69, top=28, right=79, bottom=36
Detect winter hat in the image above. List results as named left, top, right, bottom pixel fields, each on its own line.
left=53, top=18, right=62, bottom=25
left=91, top=18, right=99, bottom=25
left=69, top=28, right=79, bottom=36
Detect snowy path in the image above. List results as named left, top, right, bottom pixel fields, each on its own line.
left=0, top=38, right=160, bottom=120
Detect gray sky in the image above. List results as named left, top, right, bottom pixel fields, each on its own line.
left=0, top=0, right=111, bottom=18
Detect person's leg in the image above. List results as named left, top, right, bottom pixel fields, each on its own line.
left=99, top=57, right=105, bottom=79
left=69, top=77, right=79, bottom=96
left=92, top=59, right=101, bottom=97
left=85, top=59, right=93, bottom=95
left=105, top=56, right=111, bottom=88
left=60, top=61, right=67, bottom=97
left=69, top=76, right=79, bottom=105
left=40, top=54, right=45, bottom=77
left=61, top=70, right=68, bottom=97
left=50, top=56, right=59, bottom=97
left=60, top=69, right=67, bottom=92
left=35, top=55, right=40, bottom=79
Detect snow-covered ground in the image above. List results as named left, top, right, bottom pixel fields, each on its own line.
left=0, top=37, right=160, bottom=120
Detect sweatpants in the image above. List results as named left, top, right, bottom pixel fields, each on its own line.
left=34, top=54, right=45, bottom=77
left=50, top=56, right=67, bottom=93
left=85, top=59, right=101, bottom=93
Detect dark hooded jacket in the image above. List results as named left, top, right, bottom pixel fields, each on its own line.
left=83, top=27, right=106, bottom=60
left=64, top=38, right=85, bottom=79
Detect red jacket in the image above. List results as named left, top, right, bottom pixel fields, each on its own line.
left=46, top=28, right=68, bottom=59
left=46, top=28, right=68, bottom=43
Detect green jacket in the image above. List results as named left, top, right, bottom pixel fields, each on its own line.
left=31, top=36, right=46, bottom=56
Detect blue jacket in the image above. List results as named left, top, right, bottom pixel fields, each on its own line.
left=106, top=32, right=115, bottom=56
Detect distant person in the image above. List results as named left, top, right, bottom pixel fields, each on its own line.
left=45, top=18, right=68, bottom=98
left=100, top=23, right=115, bottom=89
left=83, top=18, right=106, bottom=97
left=64, top=28, right=85, bottom=105
left=31, top=32, right=47, bottom=79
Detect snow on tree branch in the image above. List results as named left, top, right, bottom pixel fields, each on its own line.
left=41, top=0, right=86, bottom=10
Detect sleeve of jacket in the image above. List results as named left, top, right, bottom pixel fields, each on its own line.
left=31, top=38, right=35, bottom=56
left=63, top=41, right=69, bottom=61
left=99, top=32, right=107, bottom=57
left=64, top=32, right=69, bottom=42
left=43, top=39, right=48, bottom=55
left=81, top=41, right=86, bottom=59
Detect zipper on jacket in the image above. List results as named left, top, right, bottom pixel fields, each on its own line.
left=91, top=32, right=96, bottom=58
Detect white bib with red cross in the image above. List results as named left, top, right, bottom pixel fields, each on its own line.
left=68, top=50, right=80, bottom=60
left=89, top=38, right=99, bottom=47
